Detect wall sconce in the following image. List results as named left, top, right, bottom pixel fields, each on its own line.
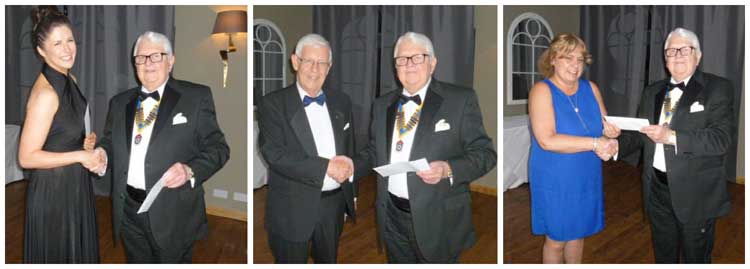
left=212, top=10, right=247, bottom=87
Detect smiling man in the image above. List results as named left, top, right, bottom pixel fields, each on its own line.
left=616, top=27, right=735, bottom=263
left=354, top=32, right=496, bottom=263
left=258, top=33, right=357, bottom=263
left=97, top=31, right=230, bottom=263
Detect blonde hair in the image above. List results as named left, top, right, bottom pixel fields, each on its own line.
left=537, top=33, right=593, bottom=78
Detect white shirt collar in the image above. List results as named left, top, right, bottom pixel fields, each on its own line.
left=670, top=74, right=693, bottom=87
left=140, top=80, right=167, bottom=97
left=297, top=82, right=324, bottom=101
left=401, top=78, right=431, bottom=102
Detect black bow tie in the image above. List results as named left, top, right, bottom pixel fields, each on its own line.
left=668, top=82, right=686, bottom=91
left=138, top=91, right=160, bottom=101
left=399, top=94, right=422, bottom=105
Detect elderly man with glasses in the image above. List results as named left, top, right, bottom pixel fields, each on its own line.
left=354, top=32, right=497, bottom=263
left=96, top=31, right=230, bottom=263
left=258, top=33, right=357, bottom=263
left=614, top=27, right=736, bottom=263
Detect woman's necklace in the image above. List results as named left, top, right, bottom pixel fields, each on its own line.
left=553, top=78, right=590, bottom=134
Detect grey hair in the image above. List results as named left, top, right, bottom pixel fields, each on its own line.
left=133, top=31, right=173, bottom=57
left=664, top=27, right=702, bottom=55
left=393, top=32, right=435, bottom=58
left=294, top=33, right=332, bottom=62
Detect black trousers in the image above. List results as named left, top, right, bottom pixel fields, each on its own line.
left=647, top=169, right=716, bottom=264
left=121, top=189, right=193, bottom=263
left=268, top=189, right=345, bottom=264
left=383, top=193, right=458, bottom=264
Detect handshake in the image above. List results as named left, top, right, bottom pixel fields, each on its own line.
left=327, top=155, right=353, bottom=183
left=595, top=119, right=621, bottom=161
left=82, top=133, right=107, bottom=174
left=594, top=136, right=618, bottom=161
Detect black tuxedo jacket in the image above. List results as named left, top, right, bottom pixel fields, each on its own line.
left=99, top=78, right=230, bottom=250
left=355, top=79, right=496, bottom=261
left=619, top=70, right=734, bottom=224
left=258, top=85, right=356, bottom=242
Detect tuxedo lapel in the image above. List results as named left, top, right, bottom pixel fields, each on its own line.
left=671, top=72, right=704, bottom=128
left=652, top=81, right=668, bottom=124
left=125, top=92, right=138, bottom=153
left=149, top=82, right=181, bottom=147
left=385, top=94, right=400, bottom=162
left=289, top=90, right=318, bottom=157
left=410, top=81, right=443, bottom=158
left=325, top=91, right=346, bottom=155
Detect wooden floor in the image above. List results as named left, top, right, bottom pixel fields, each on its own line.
left=4, top=180, right=247, bottom=263
left=503, top=161, right=745, bottom=263
left=253, top=175, right=498, bottom=263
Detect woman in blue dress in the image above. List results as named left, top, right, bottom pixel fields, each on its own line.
left=527, top=33, right=620, bottom=263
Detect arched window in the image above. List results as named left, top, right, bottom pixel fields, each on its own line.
left=253, top=19, right=286, bottom=106
left=506, top=13, right=553, bottom=105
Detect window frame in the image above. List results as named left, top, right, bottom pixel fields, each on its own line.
left=506, top=12, right=554, bottom=105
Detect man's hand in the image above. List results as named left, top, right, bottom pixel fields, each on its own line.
left=327, top=156, right=353, bottom=183
left=640, top=124, right=672, bottom=144
left=83, top=132, right=96, bottom=150
left=416, top=160, right=451, bottom=185
left=92, top=147, right=107, bottom=175
left=163, top=162, right=191, bottom=188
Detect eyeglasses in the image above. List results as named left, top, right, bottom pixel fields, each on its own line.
left=665, top=46, right=695, bottom=57
left=134, top=53, right=168, bottom=65
left=297, top=56, right=331, bottom=69
left=558, top=55, right=585, bottom=65
left=395, top=54, right=430, bottom=66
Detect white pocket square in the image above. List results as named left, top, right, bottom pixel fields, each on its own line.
left=435, top=119, right=450, bottom=132
left=690, top=102, right=704, bottom=113
left=172, top=112, right=187, bottom=125
left=343, top=122, right=350, bottom=131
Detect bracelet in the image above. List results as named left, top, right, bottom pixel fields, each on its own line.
left=592, top=137, right=598, bottom=151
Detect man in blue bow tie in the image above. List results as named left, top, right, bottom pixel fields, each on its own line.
left=258, top=33, right=357, bottom=263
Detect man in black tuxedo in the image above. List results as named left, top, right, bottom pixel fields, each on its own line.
left=258, top=33, right=356, bottom=263
left=615, top=27, right=734, bottom=263
left=354, top=32, right=496, bottom=263
left=96, top=31, right=230, bottom=263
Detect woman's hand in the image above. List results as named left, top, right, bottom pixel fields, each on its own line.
left=602, top=119, right=621, bottom=138
left=83, top=132, right=96, bottom=150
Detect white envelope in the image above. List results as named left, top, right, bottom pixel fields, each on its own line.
left=172, top=112, right=187, bottom=125
left=690, top=102, right=704, bottom=113
left=435, top=119, right=450, bottom=132
left=343, top=122, right=350, bottom=131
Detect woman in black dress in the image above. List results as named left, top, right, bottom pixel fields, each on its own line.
left=18, top=6, right=104, bottom=263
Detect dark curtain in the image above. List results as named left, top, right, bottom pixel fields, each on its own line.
left=581, top=5, right=744, bottom=182
left=313, top=5, right=475, bottom=153
left=5, top=5, right=175, bottom=195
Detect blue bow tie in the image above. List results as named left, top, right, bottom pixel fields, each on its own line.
left=303, top=92, right=326, bottom=107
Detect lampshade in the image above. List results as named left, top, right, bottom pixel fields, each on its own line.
left=211, top=10, right=247, bottom=34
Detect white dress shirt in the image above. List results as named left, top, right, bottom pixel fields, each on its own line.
left=298, top=84, right=341, bottom=191
left=388, top=80, right=430, bottom=199
left=127, top=83, right=166, bottom=190
left=653, top=75, right=689, bottom=172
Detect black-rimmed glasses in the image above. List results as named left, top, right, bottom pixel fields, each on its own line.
left=394, top=54, right=430, bottom=66
left=134, top=53, right=168, bottom=65
left=665, top=46, right=695, bottom=57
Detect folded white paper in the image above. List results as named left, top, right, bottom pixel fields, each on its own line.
left=373, top=158, right=430, bottom=177
left=605, top=116, right=650, bottom=131
left=137, top=174, right=167, bottom=214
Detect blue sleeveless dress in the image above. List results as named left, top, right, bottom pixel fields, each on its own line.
left=529, top=78, right=604, bottom=241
